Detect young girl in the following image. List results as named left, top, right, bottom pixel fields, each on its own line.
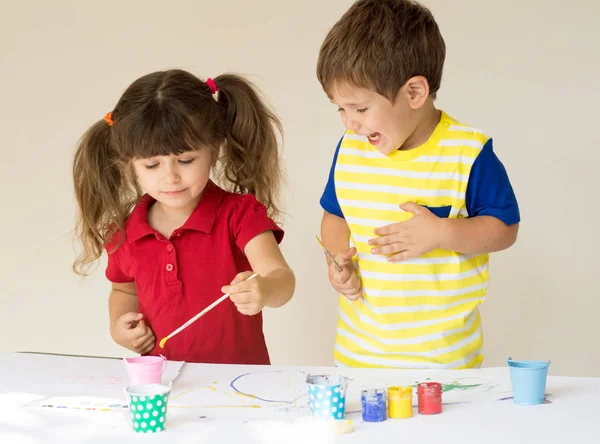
left=72, top=69, right=295, bottom=364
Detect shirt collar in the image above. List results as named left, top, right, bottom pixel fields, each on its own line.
left=126, top=181, right=225, bottom=243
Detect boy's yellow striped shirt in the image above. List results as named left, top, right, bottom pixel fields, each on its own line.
left=334, top=111, right=489, bottom=369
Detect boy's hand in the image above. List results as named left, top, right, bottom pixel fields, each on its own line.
left=224, top=272, right=266, bottom=316
left=370, top=202, right=442, bottom=262
left=328, top=247, right=362, bottom=301
left=112, top=312, right=155, bottom=354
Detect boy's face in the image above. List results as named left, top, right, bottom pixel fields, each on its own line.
left=330, top=83, right=417, bottom=155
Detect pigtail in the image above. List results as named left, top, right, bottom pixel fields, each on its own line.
left=72, top=119, right=137, bottom=275
left=213, top=74, right=283, bottom=220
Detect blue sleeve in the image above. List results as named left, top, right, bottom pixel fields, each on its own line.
left=466, top=138, right=520, bottom=225
left=319, top=137, right=344, bottom=218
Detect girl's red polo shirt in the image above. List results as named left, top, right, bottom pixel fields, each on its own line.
left=105, top=181, right=283, bottom=364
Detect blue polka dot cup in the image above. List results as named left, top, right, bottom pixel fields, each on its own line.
left=125, top=384, right=170, bottom=433
left=306, top=374, right=348, bottom=420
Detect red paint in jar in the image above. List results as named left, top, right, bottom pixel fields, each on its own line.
left=417, top=382, right=442, bottom=414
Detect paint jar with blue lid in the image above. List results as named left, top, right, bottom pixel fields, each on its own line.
left=361, top=388, right=387, bottom=422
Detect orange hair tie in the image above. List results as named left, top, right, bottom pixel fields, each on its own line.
left=104, top=112, right=114, bottom=127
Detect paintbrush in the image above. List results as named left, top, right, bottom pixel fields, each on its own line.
left=315, top=235, right=343, bottom=272
left=159, top=272, right=258, bottom=349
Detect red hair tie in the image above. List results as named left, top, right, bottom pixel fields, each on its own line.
left=104, top=112, right=114, bottom=127
left=206, top=78, right=218, bottom=94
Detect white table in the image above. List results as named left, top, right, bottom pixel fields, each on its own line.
left=1, top=352, right=598, bottom=443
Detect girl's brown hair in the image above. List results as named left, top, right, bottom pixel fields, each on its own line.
left=73, top=69, right=282, bottom=275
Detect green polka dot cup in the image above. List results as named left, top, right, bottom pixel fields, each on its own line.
left=126, top=384, right=170, bottom=433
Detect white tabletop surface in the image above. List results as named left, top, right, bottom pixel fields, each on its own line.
left=1, top=352, right=598, bottom=443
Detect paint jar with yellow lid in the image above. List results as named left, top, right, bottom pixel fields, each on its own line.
left=387, top=386, right=413, bottom=419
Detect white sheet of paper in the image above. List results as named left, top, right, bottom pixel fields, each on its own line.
left=2, top=353, right=599, bottom=444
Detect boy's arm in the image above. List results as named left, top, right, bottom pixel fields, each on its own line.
left=315, top=136, right=362, bottom=300
left=370, top=203, right=517, bottom=260
left=371, top=138, right=519, bottom=261
left=321, top=210, right=351, bottom=258
left=438, top=216, right=518, bottom=254
left=321, top=211, right=363, bottom=300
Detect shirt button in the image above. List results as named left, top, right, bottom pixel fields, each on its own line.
left=167, top=245, right=173, bottom=252
left=166, top=264, right=174, bottom=272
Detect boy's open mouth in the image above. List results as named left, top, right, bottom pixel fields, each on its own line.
left=368, top=132, right=380, bottom=143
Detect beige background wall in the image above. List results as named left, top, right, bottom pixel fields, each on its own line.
left=1, top=0, right=599, bottom=376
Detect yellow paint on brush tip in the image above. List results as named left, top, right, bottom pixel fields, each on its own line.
left=159, top=337, right=168, bottom=348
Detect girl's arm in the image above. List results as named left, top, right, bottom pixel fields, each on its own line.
left=109, top=282, right=139, bottom=332
left=109, top=282, right=156, bottom=354
left=243, top=231, right=295, bottom=308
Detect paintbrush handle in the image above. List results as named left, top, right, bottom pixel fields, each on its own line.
left=324, top=248, right=343, bottom=272
left=316, top=235, right=343, bottom=272
left=164, top=273, right=258, bottom=340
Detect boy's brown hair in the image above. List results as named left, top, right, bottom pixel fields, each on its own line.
left=317, top=0, right=446, bottom=101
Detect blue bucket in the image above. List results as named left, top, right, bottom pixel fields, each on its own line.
left=507, top=357, right=550, bottom=405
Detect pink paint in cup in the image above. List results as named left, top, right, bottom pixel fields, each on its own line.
left=123, top=355, right=167, bottom=386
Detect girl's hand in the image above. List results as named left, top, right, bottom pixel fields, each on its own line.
left=111, top=312, right=155, bottom=354
left=329, top=247, right=362, bottom=301
left=223, top=271, right=266, bottom=316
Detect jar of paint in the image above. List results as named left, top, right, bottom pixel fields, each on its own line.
left=417, top=382, right=442, bottom=415
left=361, top=389, right=387, bottom=422
left=387, top=386, right=412, bottom=419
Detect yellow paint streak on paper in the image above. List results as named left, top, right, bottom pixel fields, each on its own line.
left=170, top=385, right=217, bottom=400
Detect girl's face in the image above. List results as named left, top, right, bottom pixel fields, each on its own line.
left=131, top=148, right=214, bottom=214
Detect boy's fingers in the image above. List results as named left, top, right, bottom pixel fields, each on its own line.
left=399, top=201, right=423, bottom=215
left=345, top=290, right=363, bottom=301
left=343, top=275, right=362, bottom=297
left=344, top=247, right=357, bottom=259
left=330, top=267, right=351, bottom=284
left=329, top=259, right=345, bottom=274
left=334, top=247, right=356, bottom=266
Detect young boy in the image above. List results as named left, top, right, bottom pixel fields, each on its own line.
left=317, top=0, right=520, bottom=369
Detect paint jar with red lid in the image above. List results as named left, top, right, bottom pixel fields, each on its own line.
left=417, top=382, right=442, bottom=415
